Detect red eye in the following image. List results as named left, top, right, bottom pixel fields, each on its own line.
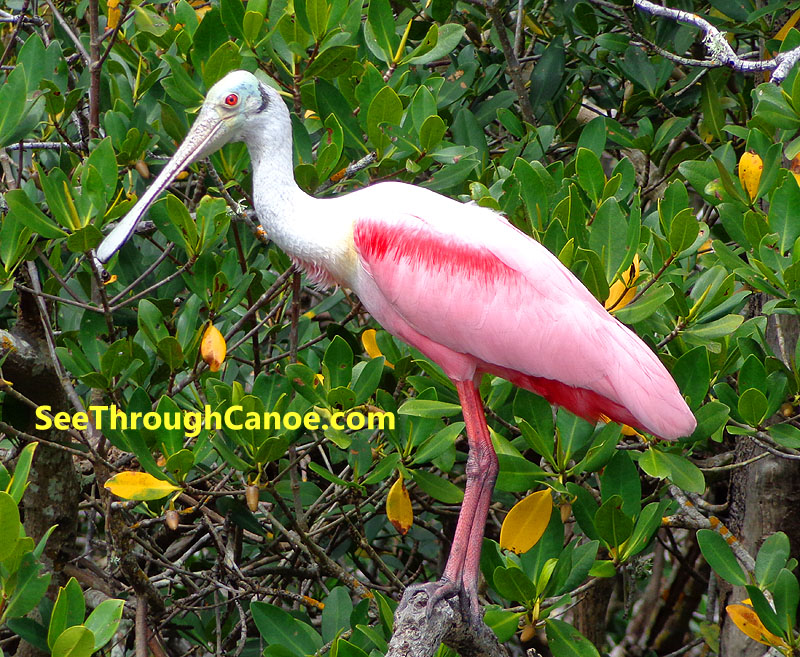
left=224, top=93, right=239, bottom=106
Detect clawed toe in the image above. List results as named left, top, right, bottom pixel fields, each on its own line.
left=398, top=579, right=485, bottom=627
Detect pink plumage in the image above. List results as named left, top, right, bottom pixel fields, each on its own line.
left=350, top=182, right=696, bottom=441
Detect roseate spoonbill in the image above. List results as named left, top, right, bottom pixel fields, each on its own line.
left=95, top=70, right=697, bottom=623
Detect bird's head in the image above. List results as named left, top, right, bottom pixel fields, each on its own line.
left=95, top=69, right=284, bottom=264
left=190, top=70, right=283, bottom=158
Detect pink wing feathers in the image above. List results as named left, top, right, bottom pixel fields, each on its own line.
left=350, top=183, right=696, bottom=440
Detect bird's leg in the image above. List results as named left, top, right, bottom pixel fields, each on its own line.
left=428, top=379, right=499, bottom=625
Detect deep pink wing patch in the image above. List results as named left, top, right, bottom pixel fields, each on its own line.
left=353, top=210, right=696, bottom=440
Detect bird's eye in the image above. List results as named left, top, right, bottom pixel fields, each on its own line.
left=224, top=93, right=239, bottom=107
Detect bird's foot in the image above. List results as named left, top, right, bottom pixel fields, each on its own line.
left=397, top=578, right=484, bottom=627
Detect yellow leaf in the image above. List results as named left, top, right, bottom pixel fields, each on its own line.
left=620, top=424, right=642, bottom=437
left=386, top=474, right=413, bottom=535
left=500, top=489, right=553, bottom=554
left=726, top=604, right=787, bottom=648
left=189, top=0, right=212, bottom=19
left=107, top=0, right=121, bottom=30
left=104, top=471, right=181, bottom=501
left=361, top=329, right=393, bottom=368
left=738, top=151, right=763, bottom=201
left=605, top=254, right=640, bottom=311
left=201, top=323, right=226, bottom=372
left=774, top=9, right=800, bottom=42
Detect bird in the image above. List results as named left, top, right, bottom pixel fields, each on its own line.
left=96, top=69, right=697, bottom=625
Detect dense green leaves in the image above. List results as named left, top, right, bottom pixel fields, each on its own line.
left=3, top=2, right=800, bottom=657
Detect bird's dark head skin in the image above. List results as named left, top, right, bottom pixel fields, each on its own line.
left=95, top=70, right=280, bottom=264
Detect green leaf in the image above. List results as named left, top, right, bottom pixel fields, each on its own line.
left=684, top=314, right=744, bottom=340
left=410, top=469, right=463, bottom=504
left=545, top=618, right=600, bottom=657
left=321, top=587, right=353, bottom=643
left=85, top=599, right=124, bottom=651
left=5, top=189, right=68, bottom=239
left=365, top=0, right=397, bottom=62
left=700, top=74, right=724, bottom=143
left=576, top=147, right=605, bottom=204
left=134, top=6, right=170, bottom=36
left=594, top=495, right=633, bottom=550
left=738, top=388, right=769, bottom=426
left=753, top=82, right=800, bottom=130
left=496, top=454, right=545, bottom=492
left=419, top=114, right=446, bottom=153
left=573, top=246, right=609, bottom=301
left=413, top=422, right=463, bottom=465
left=351, top=357, right=384, bottom=405
left=662, top=452, right=705, bottom=494
left=7, top=442, right=37, bottom=504
left=404, top=24, right=466, bottom=65
left=367, top=86, right=403, bottom=155
left=165, top=449, right=194, bottom=481
left=529, top=37, right=565, bottom=117
left=768, top=176, right=800, bottom=255
left=156, top=336, right=185, bottom=372
left=483, top=609, right=525, bottom=643
left=6, top=618, right=48, bottom=652
left=51, top=626, right=95, bottom=657
left=0, top=65, right=26, bottom=146
left=613, top=283, right=673, bottom=324
left=623, top=500, right=668, bottom=559
left=638, top=447, right=672, bottom=479
left=316, top=79, right=368, bottom=153
left=600, top=451, right=640, bottom=516
left=252, top=602, right=322, bottom=655
left=697, top=528, right=746, bottom=586
left=773, top=568, right=799, bottom=633
left=756, top=532, right=790, bottom=588
left=324, top=336, right=353, bottom=389
left=48, top=578, right=85, bottom=650
left=398, top=399, right=462, bottom=418
left=671, top=346, right=710, bottom=410
left=136, top=299, right=168, bottom=350
left=304, top=45, right=358, bottom=80
left=296, top=0, right=329, bottom=40
left=66, top=225, right=103, bottom=252
left=745, top=585, right=786, bottom=638
left=691, top=401, right=729, bottom=439
left=4, top=552, right=51, bottom=618
left=668, top=208, right=700, bottom=253
left=492, top=566, right=536, bottom=603
left=518, top=418, right=557, bottom=468
left=770, top=424, right=800, bottom=449
left=0, top=491, right=21, bottom=561
left=589, top=198, right=627, bottom=281
left=202, top=41, right=242, bottom=88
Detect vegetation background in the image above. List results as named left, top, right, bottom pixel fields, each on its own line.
left=2, top=0, right=800, bottom=656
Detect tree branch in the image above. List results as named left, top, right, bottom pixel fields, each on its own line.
left=633, top=0, right=800, bottom=84
left=388, top=585, right=509, bottom=657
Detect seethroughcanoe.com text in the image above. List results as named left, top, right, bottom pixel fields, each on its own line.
left=34, top=405, right=396, bottom=438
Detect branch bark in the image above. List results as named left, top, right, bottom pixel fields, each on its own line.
left=387, top=585, right=510, bottom=657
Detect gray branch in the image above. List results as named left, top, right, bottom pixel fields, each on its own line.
left=634, top=0, right=800, bottom=84
left=387, top=584, right=510, bottom=657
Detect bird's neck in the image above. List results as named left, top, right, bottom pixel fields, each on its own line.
left=243, top=124, right=358, bottom=288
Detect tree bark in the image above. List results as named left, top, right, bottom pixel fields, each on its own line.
left=1, top=280, right=81, bottom=657
left=719, top=306, right=800, bottom=657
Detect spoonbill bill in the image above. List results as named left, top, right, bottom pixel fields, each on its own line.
left=95, top=70, right=697, bottom=624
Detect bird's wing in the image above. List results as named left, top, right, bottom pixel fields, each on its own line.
left=350, top=183, right=695, bottom=439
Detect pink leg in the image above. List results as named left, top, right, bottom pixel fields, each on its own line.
left=428, top=379, right=499, bottom=623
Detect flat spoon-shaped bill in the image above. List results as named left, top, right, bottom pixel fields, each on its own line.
left=94, top=109, right=228, bottom=264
